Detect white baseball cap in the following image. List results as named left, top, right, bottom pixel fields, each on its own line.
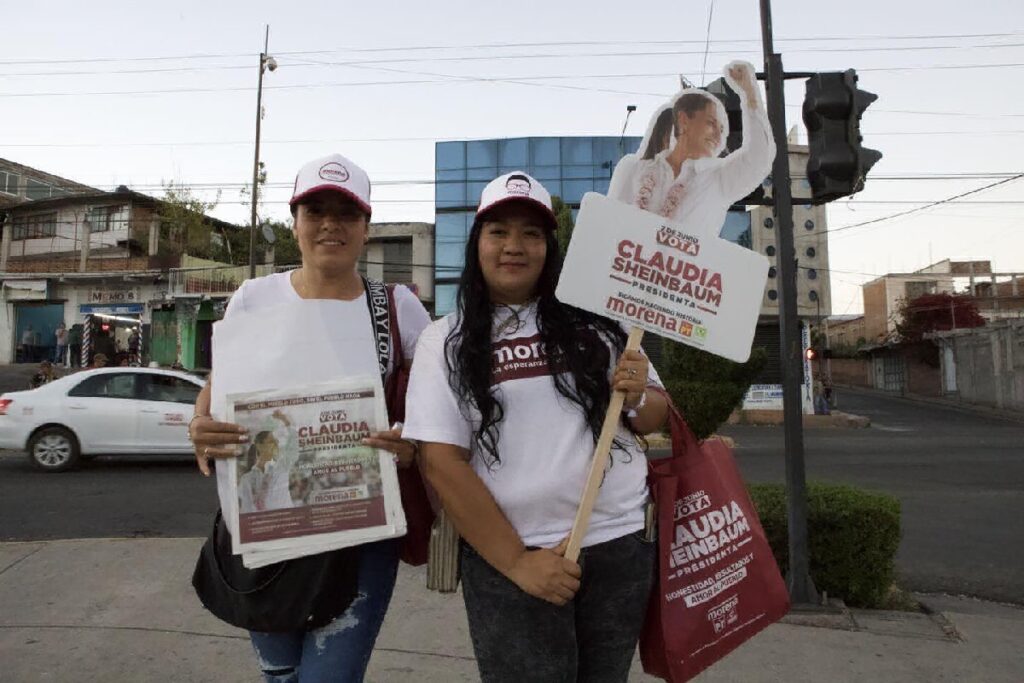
left=289, top=153, right=371, bottom=215
left=476, top=171, right=557, bottom=231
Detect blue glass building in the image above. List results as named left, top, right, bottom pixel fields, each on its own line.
left=433, top=136, right=752, bottom=315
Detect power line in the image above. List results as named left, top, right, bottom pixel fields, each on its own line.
left=2, top=31, right=1019, bottom=66
left=821, top=174, right=1024, bottom=238
left=3, top=61, right=1023, bottom=98
left=699, top=0, right=716, bottom=85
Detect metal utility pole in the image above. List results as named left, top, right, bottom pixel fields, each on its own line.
left=759, top=0, right=818, bottom=605
left=249, top=26, right=275, bottom=279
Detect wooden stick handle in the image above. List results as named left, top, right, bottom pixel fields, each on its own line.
left=565, top=326, right=645, bottom=562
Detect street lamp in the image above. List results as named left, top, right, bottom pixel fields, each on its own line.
left=617, top=105, right=637, bottom=161
left=249, top=27, right=276, bottom=279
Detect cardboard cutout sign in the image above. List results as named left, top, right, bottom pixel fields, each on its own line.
left=556, top=193, right=768, bottom=362
left=558, top=60, right=775, bottom=560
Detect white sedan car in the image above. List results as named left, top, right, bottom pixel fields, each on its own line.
left=0, top=367, right=205, bottom=472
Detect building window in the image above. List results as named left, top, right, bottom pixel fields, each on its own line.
left=25, top=178, right=54, bottom=200
left=436, top=142, right=465, bottom=171
left=530, top=138, right=560, bottom=169
left=88, top=206, right=119, bottom=232
left=561, top=138, right=593, bottom=166
left=435, top=283, right=458, bottom=317
left=0, top=171, right=21, bottom=195
left=11, top=212, right=58, bottom=240
left=382, top=241, right=412, bottom=283
left=499, top=138, right=528, bottom=168
left=719, top=211, right=752, bottom=249
left=467, top=140, right=498, bottom=173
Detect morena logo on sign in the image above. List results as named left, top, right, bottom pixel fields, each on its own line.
left=319, top=162, right=350, bottom=183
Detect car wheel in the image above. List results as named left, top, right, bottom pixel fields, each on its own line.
left=28, top=427, right=81, bottom=472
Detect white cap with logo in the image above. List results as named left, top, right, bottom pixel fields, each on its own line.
left=289, top=153, right=371, bottom=215
left=476, top=171, right=557, bottom=231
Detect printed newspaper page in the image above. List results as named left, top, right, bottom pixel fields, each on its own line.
left=209, top=300, right=406, bottom=568
left=226, top=379, right=405, bottom=567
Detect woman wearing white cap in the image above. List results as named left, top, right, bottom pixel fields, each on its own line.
left=188, top=153, right=431, bottom=681
left=403, top=172, right=670, bottom=682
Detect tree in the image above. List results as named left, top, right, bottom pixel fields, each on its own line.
left=550, top=194, right=766, bottom=439
left=894, top=293, right=985, bottom=343
left=552, top=196, right=575, bottom=258
left=157, top=182, right=223, bottom=259
left=269, top=220, right=300, bottom=265
left=660, top=342, right=768, bottom=440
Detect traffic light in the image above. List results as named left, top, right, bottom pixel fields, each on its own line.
left=805, top=347, right=818, bottom=362
left=703, top=77, right=766, bottom=205
left=802, top=69, right=882, bottom=203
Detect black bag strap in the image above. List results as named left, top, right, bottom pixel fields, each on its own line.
left=363, top=277, right=391, bottom=382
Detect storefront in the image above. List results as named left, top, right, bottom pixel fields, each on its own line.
left=78, top=302, right=144, bottom=367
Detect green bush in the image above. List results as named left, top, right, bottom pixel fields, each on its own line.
left=660, top=341, right=767, bottom=440
left=747, top=482, right=901, bottom=608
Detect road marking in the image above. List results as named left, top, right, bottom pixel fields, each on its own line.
left=871, top=423, right=915, bottom=433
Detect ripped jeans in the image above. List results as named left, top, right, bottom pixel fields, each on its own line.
left=248, top=539, right=400, bottom=683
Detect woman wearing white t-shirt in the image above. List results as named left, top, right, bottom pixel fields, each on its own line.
left=404, top=171, right=669, bottom=682
left=188, top=153, right=431, bottom=682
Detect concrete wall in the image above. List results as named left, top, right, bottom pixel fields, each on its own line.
left=946, top=322, right=1024, bottom=411
left=829, top=358, right=871, bottom=387
left=863, top=279, right=889, bottom=342
left=906, top=354, right=942, bottom=397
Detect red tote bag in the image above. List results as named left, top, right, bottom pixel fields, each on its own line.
left=640, top=402, right=790, bottom=682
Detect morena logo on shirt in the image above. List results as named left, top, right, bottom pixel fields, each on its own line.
left=319, top=162, right=350, bottom=183
left=491, top=334, right=567, bottom=385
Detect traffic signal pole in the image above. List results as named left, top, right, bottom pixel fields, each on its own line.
left=760, top=0, right=819, bottom=606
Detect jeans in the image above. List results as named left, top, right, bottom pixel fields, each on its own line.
left=461, top=530, right=656, bottom=683
left=54, top=345, right=67, bottom=364
left=248, top=539, right=400, bottom=683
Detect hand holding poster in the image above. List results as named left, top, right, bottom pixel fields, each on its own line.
left=556, top=60, right=788, bottom=681
left=211, top=301, right=406, bottom=568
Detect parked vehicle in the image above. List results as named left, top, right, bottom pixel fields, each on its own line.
left=0, top=367, right=204, bottom=472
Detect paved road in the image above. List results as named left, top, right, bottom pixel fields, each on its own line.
left=1, top=382, right=1021, bottom=603
left=721, top=388, right=1024, bottom=604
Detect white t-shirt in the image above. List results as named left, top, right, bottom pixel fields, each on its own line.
left=223, top=271, right=431, bottom=375
left=403, top=303, right=661, bottom=549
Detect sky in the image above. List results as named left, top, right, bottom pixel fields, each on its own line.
left=2, top=0, right=1022, bottom=315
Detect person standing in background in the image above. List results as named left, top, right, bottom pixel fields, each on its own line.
left=68, top=324, right=83, bottom=368
left=54, top=323, right=68, bottom=365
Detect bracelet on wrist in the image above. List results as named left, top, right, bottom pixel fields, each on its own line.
left=624, top=389, right=648, bottom=419
left=187, top=413, right=210, bottom=440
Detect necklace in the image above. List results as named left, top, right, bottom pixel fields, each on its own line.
left=493, top=301, right=535, bottom=338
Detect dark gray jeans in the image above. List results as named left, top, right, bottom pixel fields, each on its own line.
left=460, top=530, right=656, bottom=683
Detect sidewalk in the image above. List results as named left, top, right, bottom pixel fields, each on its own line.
left=1, top=538, right=1021, bottom=682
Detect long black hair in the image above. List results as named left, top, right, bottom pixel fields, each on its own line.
left=642, top=107, right=674, bottom=160
left=445, top=213, right=636, bottom=467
